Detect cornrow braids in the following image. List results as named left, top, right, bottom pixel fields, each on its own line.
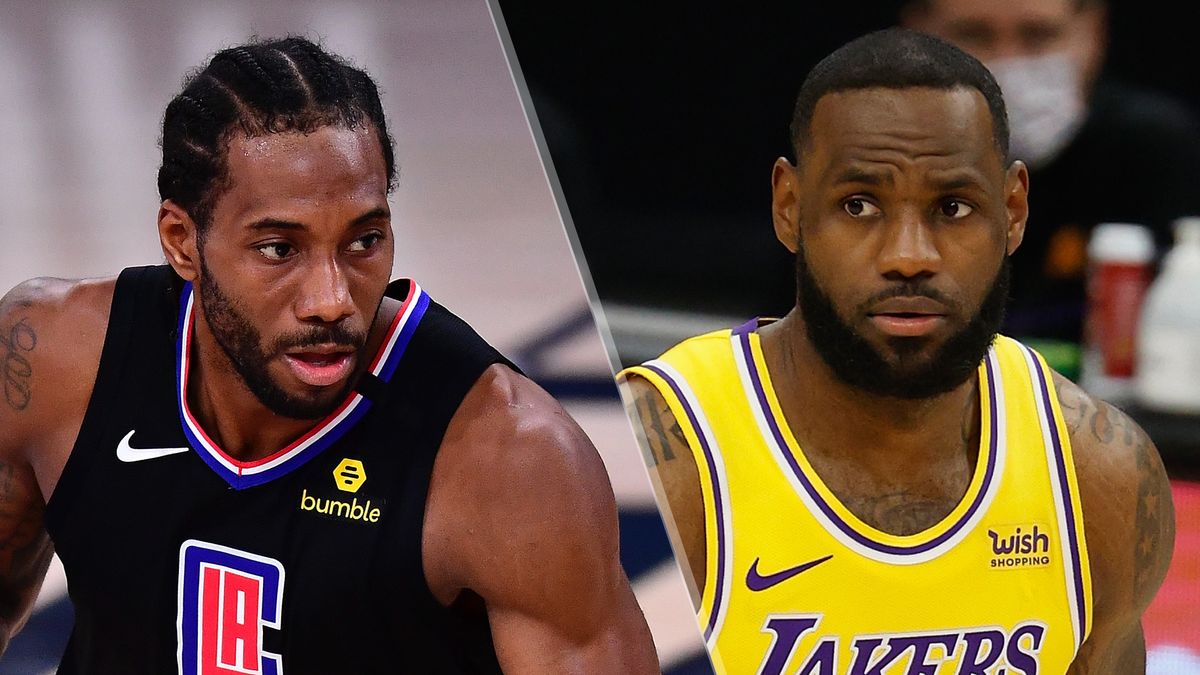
left=157, top=36, right=396, bottom=230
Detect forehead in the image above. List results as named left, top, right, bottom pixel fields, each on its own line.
left=805, top=86, right=1002, bottom=179
left=927, top=0, right=1077, bottom=26
left=221, top=125, right=388, bottom=206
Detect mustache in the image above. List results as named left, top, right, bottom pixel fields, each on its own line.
left=858, top=282, right=960, bottom=313
left=271, top=323, right=367, bottom=353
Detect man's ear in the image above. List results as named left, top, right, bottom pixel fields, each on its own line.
left=772, top=157, right=803, bottom=253
left=1003, top=160, right=1030, bottom=256
left=159, top=200, right=201, bottom=282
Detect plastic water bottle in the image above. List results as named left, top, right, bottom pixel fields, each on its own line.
left=1080, top=222, right=1155, bottom=403
left=1136, top=218, right=1200, bottom=414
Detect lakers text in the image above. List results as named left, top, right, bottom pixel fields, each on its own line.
left=758, top=615, right=1047, bottom=675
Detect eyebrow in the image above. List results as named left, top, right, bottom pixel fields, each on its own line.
left=246, top=207, right=391, bottom=231
left=831, top=167, right=894, bottom=187
left=927, top=172, right=987, bottom=192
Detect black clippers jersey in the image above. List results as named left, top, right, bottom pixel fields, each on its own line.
left=44, top=265, right=508, bottom=674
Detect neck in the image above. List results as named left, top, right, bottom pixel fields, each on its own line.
left=186, top=296, right=400, bottom=462
left=187, top=318, right=321, bottom=462
left=758, top=309, right=981, bottom=474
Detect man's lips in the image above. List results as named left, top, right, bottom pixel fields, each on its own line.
left=868, top=314, right=945, bottom=337
left=867, top=297, right=948, bottom=337
left=283, top=346, right=357, bottom=387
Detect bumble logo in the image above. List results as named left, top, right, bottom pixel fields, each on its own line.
left=334, top=458, right=366, bottom=493
left=299, top=458, right=382, bottom=524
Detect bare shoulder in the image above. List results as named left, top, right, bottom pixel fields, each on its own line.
left=621, top=373, right=705, bottom=600
left=423, top=364, right=619, bottom=600
left=0, top=276, right=113, bottom=647
left=425, top=365, right=658, bottom=671
left=1052, top=371, right=1174, bottom=614
left=443, top=363, right=613, bottom=506
left=0, top=276, right=115, bottom=356
left=0, top=276, right=116, bottom=459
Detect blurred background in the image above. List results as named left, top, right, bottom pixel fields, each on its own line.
left=499, top=0, right=1200, bottom=671
left=0, top=1, right=709, bottom=673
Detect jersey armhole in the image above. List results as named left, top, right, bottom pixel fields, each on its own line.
left=43, top=269, right=141, bottom=531
left=620, top=363, right=728, bottom=642
left=1029, top=349, right=1095, bottom=646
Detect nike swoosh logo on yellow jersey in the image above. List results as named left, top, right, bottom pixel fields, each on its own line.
left=116, top=430, right=190, bottom=463
left=746, top=554, right=833, bottom=591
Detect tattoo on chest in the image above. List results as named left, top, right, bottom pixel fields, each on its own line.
left=841, top=490, right=960, bottom=536
left=0, top=318, right=36, bottom=411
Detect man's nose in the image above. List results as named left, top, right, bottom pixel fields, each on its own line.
left=876, top=209, right=942, bottom=281
left=296, top=257, right=355, bottom=324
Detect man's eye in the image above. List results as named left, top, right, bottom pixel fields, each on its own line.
left=843, top=198, right=881, bottom=217
left=255, top=243, right=294, bottom=260
left=939, top=199, right=974, bottom=219
left=348, top=233, right=383, bottom=252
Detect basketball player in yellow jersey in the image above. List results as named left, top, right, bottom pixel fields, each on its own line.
left=621, top=29, right=1174, bottom=674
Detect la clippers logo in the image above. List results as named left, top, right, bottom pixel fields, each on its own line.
left=177, top=540, right=286, bottom=675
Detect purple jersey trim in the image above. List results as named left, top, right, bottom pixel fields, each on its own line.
left=733, top=321, right=999, bottom=557
left=1023, top=344, right=1088, bottom=641
left=641, top=363, right=727, bottom=642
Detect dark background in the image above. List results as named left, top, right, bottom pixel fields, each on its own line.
left=498, top=1, right=1200, bottom=318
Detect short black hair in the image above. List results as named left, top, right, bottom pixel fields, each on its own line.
left=789, top=28, right=1009, bottom=162
left=906, top=0, right=1102, bottom=12
left=157, top=36, right=396, bottom=229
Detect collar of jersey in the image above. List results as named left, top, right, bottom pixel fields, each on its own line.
left=174, top=280, right=430, bottom=490
left=731, top=318, right=1005, bottom=564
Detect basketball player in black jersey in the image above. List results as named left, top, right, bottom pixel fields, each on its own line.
left=0, top=38, right=658, bottom=673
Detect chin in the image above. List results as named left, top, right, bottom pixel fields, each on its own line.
left=875, top=334, right=939, bottom=360
left=253, top=374, right=353, bottom=421
left=294, top=385, right=350, bottom=410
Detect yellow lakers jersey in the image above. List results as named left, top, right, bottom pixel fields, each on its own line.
left=622, top=321, right=1092, bottom=675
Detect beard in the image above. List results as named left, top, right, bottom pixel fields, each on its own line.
left=795, top=245, right=1010, bottom=400
left=197, top=258, right=369, bottom=420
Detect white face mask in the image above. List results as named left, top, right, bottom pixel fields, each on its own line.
left=987, top=53, right=1087, bottom=168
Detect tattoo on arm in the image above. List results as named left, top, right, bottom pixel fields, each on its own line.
left=1055, top=381, right=1093, bottom=439
left=1058, top=374, right=1173, bottom=673
left=1089, top=405, right=1115, bottom=445
left=0, top=318, right=35, bottom=412
left=1130, top=416, right=1173, bottom=599
left=1084, top=400, right=1175, bottom=601
left=1089, top=401, right=1174, bottom=598
left=0, top=460, right=53, bottom=649
left=631, top=388, right=686, bottom=467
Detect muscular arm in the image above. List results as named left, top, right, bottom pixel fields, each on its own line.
left=0, top=278, right=110, bottom=655
left=621, top=374, right=705, bottom=605
left=0, top=282, right=56, bottom=652
left=424, top=365, right=658, bottom=673
left=1056, top=373, right=1175, bottom=674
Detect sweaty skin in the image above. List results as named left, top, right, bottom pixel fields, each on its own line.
left=0, top=126, right=658, bottom=672
left=624, top=86, right=1173, bottom=673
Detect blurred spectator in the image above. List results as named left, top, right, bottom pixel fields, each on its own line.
left=903, top=0, right=1200, bottom=353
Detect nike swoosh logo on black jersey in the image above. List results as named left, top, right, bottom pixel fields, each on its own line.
left=745, top=554, right=833, bottom=591
left=116, top=430, right=191, bottom=463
